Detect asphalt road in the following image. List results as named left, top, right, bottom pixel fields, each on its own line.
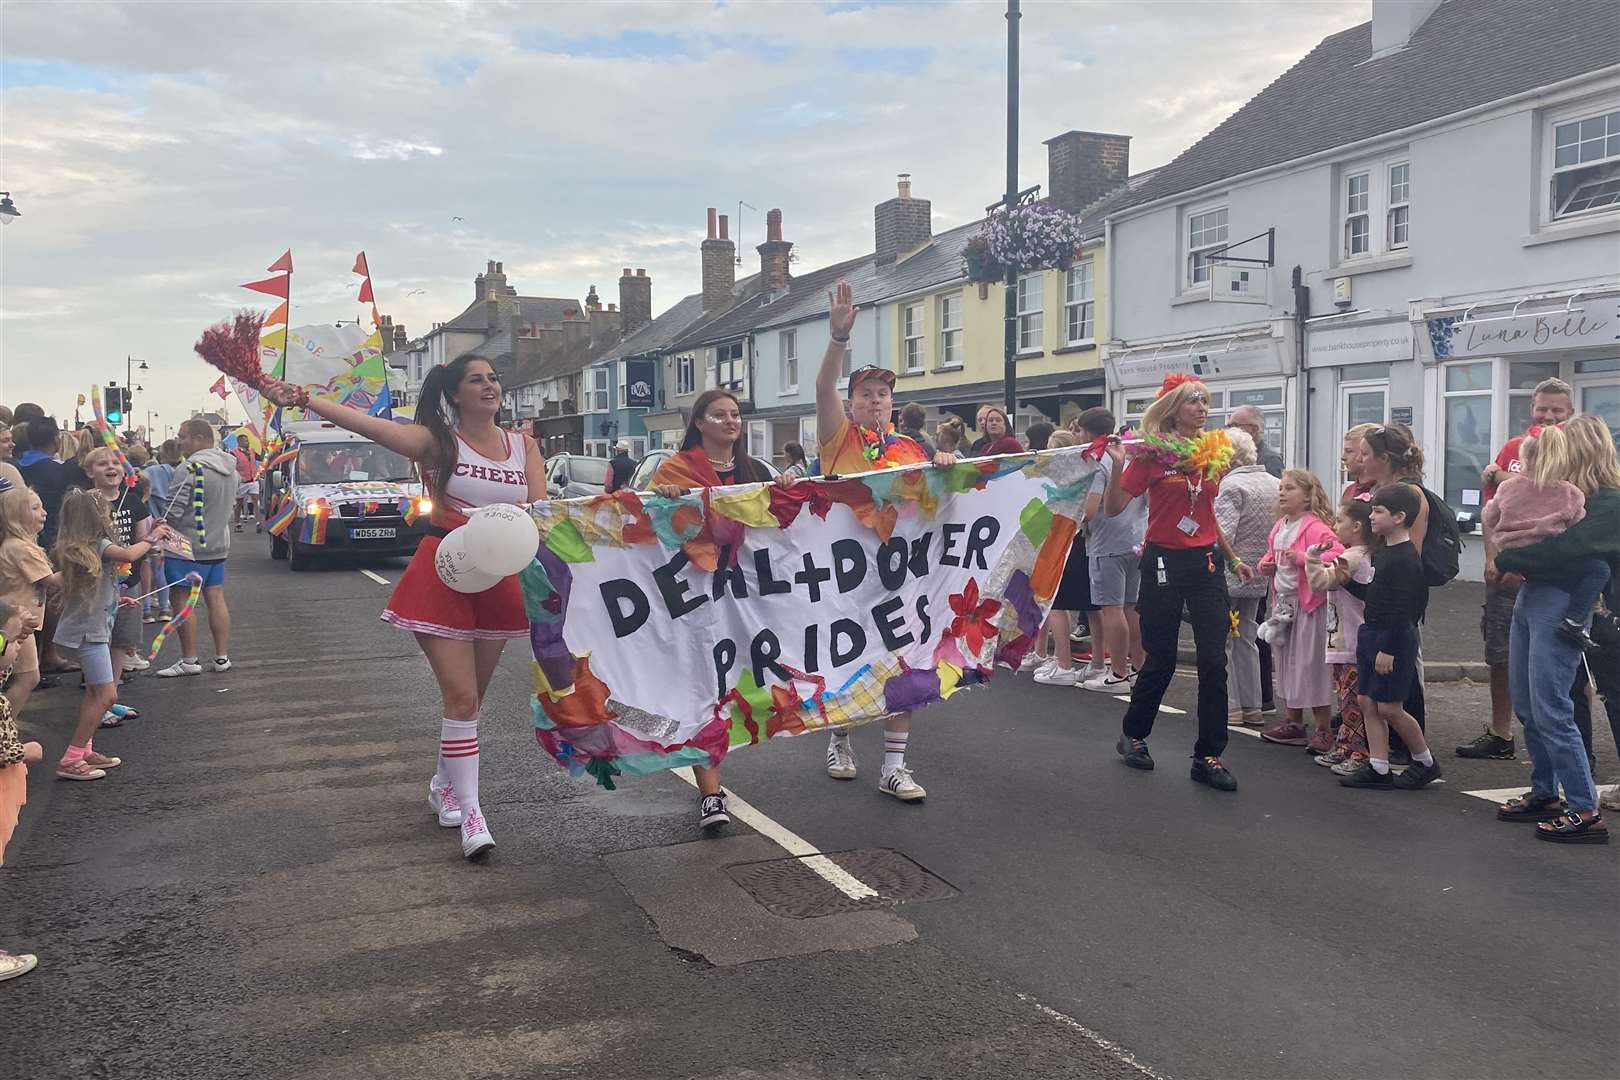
left=4, top=541, right=1616, bottom=1080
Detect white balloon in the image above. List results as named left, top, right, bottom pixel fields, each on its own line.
left=434, top=527, right=502, bottom=594
left=462, top=503, right=539, bottom=576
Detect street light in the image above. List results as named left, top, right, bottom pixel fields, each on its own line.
left=1001, top=0, right=1022, bottom=418
left=125, top=356, right=149, bottom=436
left=0, top=192, right=19, bottom=225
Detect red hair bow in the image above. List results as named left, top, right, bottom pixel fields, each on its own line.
left=1157, top=372, right=1195, bottom=399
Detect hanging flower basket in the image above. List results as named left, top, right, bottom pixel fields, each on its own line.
left=963, top=203, right=1085, bottom=282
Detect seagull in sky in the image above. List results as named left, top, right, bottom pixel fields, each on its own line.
left=406, top=289, right=426, bottom=297
left=451, top=216, right=465, bottom=222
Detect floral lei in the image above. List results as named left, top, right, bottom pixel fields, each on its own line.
left=858, top=423, right=925, bottom=467
left=1119, top=427, right=1235, bottom=482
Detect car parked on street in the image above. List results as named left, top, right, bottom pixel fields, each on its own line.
left=544, top=453, right=612, bottom=499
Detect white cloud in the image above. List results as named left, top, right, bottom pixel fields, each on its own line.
left=0, top=0, right=1367, bottom=423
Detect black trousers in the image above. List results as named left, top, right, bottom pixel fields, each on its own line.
left=1256, top=596, right=1274, bottom=707
left=1124, top=544, right=1230, bottom=759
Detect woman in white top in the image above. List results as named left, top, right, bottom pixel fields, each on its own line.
left=265, top=354, right=545, bottom=861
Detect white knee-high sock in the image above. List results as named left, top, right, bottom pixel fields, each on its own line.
left=883, top=729, right=909, bottom=773
left=440, top=718, right=480, bottom=813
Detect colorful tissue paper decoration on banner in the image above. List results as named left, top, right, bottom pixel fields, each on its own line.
left=147, top=573, right=202, bottom=660
left=195, top=310, right=270, bottom=390
left=1119, top=427, right=1235, bottom=481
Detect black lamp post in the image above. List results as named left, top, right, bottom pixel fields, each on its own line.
left=126, top=356, right=149, bottom=437
left=0, top=192, right=19, bottom=225
left=1001, top=1, right=1024, bottom=418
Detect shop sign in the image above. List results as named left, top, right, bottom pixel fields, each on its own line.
left=1424, top=298, right=1618, bottom=361
left=1305, top=321, right=1413, bottom=368
left=1108, top=334, right=1283, bottom=391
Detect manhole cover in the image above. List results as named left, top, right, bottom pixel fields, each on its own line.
left=725, top=848, right=958, bottom=919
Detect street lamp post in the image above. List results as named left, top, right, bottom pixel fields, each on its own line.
left=126, top=356, right=149, bottom=437
left=1001, top=1, right=1022, bottom=418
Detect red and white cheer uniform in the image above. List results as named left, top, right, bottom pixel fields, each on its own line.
left=381, top=428, right=532, bottom=640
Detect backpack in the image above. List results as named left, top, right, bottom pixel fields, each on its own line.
left=1418, top=486, right=1462, bottom=586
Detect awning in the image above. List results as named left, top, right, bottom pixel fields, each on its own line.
left=642, top=410, right=687, bottom=433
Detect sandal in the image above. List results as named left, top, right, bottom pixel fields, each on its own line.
left=1498, top=792, right=1566, bottom=822
left=110, top=704, right=141, bottom=720
left=98, top=710, right=124, bottom=728
left=1536, top=809, right=1609, bottom=844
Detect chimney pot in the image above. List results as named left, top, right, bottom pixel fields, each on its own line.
left=897, top=173, right=911, bottom=199
left=707, top=207, right=718, bottom=239
left=622, top=267, right=633, bottom=278
left=636, top=268, right=646, bottom=276
left=608, top=303, right=616, bottom=312
left=766, top=208, right=783, bottom=243
left=718, top=214, right=729, bottom=240
left=487, top=260, right=496, bottom=273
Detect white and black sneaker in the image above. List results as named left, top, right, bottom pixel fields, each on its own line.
left=1081, top=670, right=1133, bottom=694
left=878, top=766, right=926, bottom=801
left=827, top=738, right=857, bottom=780
left=699, top=791, right=730, bottom=829
left=211, top=657, right=232, bottom=673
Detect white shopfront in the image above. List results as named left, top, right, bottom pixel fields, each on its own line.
left=1301, top=316, right=1420, bottom=486
left=1103, top=321, right=1297, bottom=459
left=1418, top=290, right=1620, bottom=518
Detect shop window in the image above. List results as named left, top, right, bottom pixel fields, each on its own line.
left=1442, top=361, right=1493, bottom=512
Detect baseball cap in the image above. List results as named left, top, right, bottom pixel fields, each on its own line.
left=848, top=365, right=896, bottom=390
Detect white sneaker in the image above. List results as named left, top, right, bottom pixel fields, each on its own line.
left=211, top=657, right=232, bottom=673
left=879, top=766, right=926, bottom=801
left=428, top=780, right=462, bottom=828
left=1018, top=652, right=1049, bottom=673
left=1082, top=670, right=1134, bottom=693
left=156, top=660, right=202, bottom=678
left=123, top=655, right=150, bottom=672
left=1033, top=664, right=1080, bottom=686
left=460, top=806, right=495, bottom=860
left=827, top=738, right=857, bottom=780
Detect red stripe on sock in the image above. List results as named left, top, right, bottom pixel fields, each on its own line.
left=440, top=739, right=478, bottom=748
left=441, top=749, right=480, bottom=758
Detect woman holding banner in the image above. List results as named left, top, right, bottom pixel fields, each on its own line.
left=651, top=388, right=781, bottom=829
left=1104, top=375, right=1253, bottom=792
left=264, top=355, right=546, bottom=862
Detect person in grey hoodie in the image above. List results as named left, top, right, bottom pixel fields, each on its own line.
left=155, top=419, right=240, bottom=677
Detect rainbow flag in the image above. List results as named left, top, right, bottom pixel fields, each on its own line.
left=267, top=496, right=298, bottom=537
left=298, top=501, right=329, bottom=545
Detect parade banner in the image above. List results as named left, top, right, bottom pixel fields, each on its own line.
left=521, top=450, right=1094, bottom=787
left=263, top=323, right=393, bottom=421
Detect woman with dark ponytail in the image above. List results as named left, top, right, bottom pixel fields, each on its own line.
left=265, top=354, right=545, bottom=861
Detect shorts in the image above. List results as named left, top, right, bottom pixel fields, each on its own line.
left=57, top=639, right=114, bottom=686
left=1356, top=622, right=1418, bottom=704
left=1482, top=582, right=1516, bottom=667
left=165, top=557, right=227, bottom=590
left=1088, top=552, right=1141, bottom=606
left=1052, top=532, right=1098, bottom=612
left=111, top=603, right=143, bottom=649
left=380, top=533, right=528, bottom=641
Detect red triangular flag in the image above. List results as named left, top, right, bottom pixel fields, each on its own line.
left=357, top=279, right=374, bottom=304
left=209, top=376, right=230, bottom=400
left=371, top=305, right=382, bottom=328
left=264, top=301, right=288, bottom=326
left=241, top=274, right=289, bottom=299
left=267, top=249, right=293, bottom=274
left=352, top=252, right=370, bottom=278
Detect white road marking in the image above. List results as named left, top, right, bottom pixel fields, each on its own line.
left=1463, top=783, right=1617, bottom=804
left=1227, top=724, right=1263, bottom=739
left=1016, top=993, right=1170, bottom=1079
left=672, top=767, right=879, bottom=901
left=1112, top=695, right=1184, bottom=715
left=359, top=569, right=390, bottom=585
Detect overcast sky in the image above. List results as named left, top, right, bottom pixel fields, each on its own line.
left=0, top=0, right=1366, bottom=433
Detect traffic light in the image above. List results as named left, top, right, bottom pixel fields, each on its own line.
left=120, top=386, right=133, bottom=418
left=105, top=384, right=124, bottom=425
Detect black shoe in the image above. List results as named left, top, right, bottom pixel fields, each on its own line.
left=1395, top=759, right=1443, bottom=789
left=1455, top=729, right=1515, bottom=760
left=699, top=792, right=730, bottom=829
left=1556, top=618, right=1599, bottom=650
left=1388, top=746, right=1412, bottom=767
left=1116, top=735, right=1154, bottom=771
left=1338, top=762, right=1395, bottom=788
left=1190, top=756, right=1237, bottom=792
left=1261, top=700, right=1276, bottom=715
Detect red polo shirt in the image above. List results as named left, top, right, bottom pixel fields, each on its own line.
left=1120, top=458, right=1221, bottom=548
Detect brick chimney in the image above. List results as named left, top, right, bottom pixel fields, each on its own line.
left=561, top=308, right=590, bottom=352
left=701, top=208, right=736, bottom=313
left=757, top=209, right=793, bottom=295
left=619, top=267, right=652, bottom=336
left=1044, top=131, right=1130, bottom=214
left=393, top=323, right=409, bottom=352
left=586, top=284, right=602, bottom=312
left=874, top=174, right=932, bottom=264
left=591, top=304, right=623, bottom=349
left=378, top=314, right=409, bottom=353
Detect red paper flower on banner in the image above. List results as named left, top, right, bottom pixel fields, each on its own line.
left=947, top=578, right=1002, bottom=656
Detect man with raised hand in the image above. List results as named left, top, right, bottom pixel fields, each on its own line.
left=816, top=280, right=956, bottom=801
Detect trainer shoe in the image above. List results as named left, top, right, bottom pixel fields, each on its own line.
left=699, top=791, right=731, bottom=829
left=211, top=657, right=232, bottom=673
left=1190, top=756, right=1238, bottom=792
left=827, top=738, right=857, bottom=780
left=460, top=807, right=495, bottom=860
left=82, top=750, right=122, bottom=771
left=1260, top=722, right=1309, bottom=746
left=1338, top=762, right=1395, bottom=789
left=1455, top=728, right=1515, bottom=760
left=123, top=655, right=150, bottom=673
left=1394, top=759, right=1443, bottom=789
left=1019, top=652, right=1049, bottom=672
left=1315, top=747, right=1352, bottom=768
left=142, top=612, right=158, bottom=625
left=1305, top=728, right=1334, bottom=755
left=1599, top=785, right=1620, bottom=812
left=878, top=766, right=926, bottom=801
left=156, top=660, right=202, bottom=678
left=1331, top=752, right=1370, bottom=777
left=56, top=759, right=106, bottom=781
left=1033, top=664, right=1080, bottom=686
left=0, top=950, right=38, bottom=983
left=428, top=780, right=462, bottom=828
left=1081, top=670, right=1133, bottom=694
left=1116, top=735, right=1154, bottom=771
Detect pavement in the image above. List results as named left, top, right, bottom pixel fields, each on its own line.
left=4, top=542, right=1617, bottom=1080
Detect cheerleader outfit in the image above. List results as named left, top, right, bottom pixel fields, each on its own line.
left=381, top=428, right=532, bottom=641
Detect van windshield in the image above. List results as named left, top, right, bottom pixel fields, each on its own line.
left=297, top=443, right=415, bottom=485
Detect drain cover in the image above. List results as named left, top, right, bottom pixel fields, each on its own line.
left=725, top=848, right=958, bottom=919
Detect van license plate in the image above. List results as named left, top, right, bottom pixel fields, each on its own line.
left=350, top=527, right=396, bottom=540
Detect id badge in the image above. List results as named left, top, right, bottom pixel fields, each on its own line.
left=1177, top=515, right=1200, bottom=536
